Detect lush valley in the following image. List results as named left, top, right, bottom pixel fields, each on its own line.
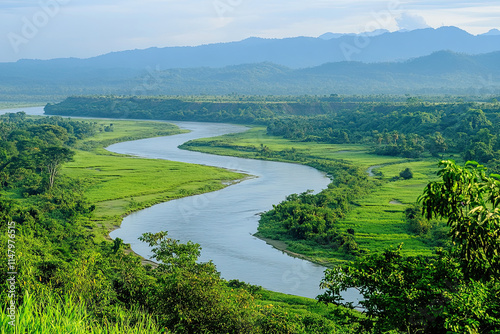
left=1, top=113, right=364, bottom=333
left=45, top=96, right=500, bottom=264
left=3, top=0, right=500, bottom=330
left=2, top=95, right=500, bottom=332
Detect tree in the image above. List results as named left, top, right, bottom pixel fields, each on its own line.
left=318, top=246, right=500, bottom=333
left=139, top=232, right=257, bottom=333
left=399, top=167, right=413, bottom=180
left=429, top=132, right=447, bottom=157
left=419, top=160, right=500, bottom=280
left=392, top=130, right=399, bottom=144
left=139, top=231, right=202, bottom=272
left=464, top=142, right=495, bottom=164
left=36, top=146, right=74, bottom=189
left=404, top=203, right=431, bottom=235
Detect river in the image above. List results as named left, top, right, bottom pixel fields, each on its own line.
left=3, top=106, right=359, bottom=301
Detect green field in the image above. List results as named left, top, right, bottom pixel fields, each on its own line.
left=182, top=127, right=451, bottom=260
left=0, top=102, right=45, bottom=110
left=61, top=119, right=245, bottom=242
left=338, top=161, right=441, bottom=256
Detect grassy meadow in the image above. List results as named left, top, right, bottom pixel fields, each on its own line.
left=182, top=127, right=453, bottom=260
left=0, top=102, right=45, bottom=110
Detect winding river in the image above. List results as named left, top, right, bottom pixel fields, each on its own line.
left=4, top=106, right=359, bottom=301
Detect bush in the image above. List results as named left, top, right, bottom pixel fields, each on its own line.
left=404, top=204, right=431, bottom=235
left=399, top=168, right=413, bottom=180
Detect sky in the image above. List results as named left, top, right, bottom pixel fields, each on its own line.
left=0, top=0, right=499, bottom=62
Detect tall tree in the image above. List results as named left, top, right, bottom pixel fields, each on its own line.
left=419, top=160, right=500, bottom=280
left=36, top=146, right=74, bottom=189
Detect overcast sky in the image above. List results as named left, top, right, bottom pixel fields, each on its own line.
left=1, top=0, right=499, bottom=62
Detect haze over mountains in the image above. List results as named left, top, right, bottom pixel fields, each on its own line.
left=2, top=26, right=500, bottom=98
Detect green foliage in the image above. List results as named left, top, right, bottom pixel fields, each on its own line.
left=319, top=246, right=500, bottom=333
left=0, top=289, right=166, bottom=334
left=139, top=232, right=257, bottom=333
left=36, top=146, right=75, bottom=189
left=45, top=96, right=284, bottom=125
left=267, top=103, right=500, bottom=162
left=0, top=113, right=97, bottom=194
left=399, top=167, right=413, bottom=180
left=258, top=160, right=371, bottom=258
left=256, top=305, right=340, bottom=334
left=404, top=203, right=432, bottom=235
left=320, top=160, right=500, bottom=333
left=419, top=160, right=500, bottom=280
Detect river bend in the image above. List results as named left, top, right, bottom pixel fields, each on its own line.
left=5, top=107, right=353, bottom=300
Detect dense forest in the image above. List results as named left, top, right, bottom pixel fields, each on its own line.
left=267, top=102, right=500, bottom=166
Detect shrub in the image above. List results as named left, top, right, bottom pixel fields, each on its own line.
left=399, top=168, right=413, bottom=180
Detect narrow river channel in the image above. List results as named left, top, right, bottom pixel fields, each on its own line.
left=5, top=106, right=359, bottom=301
left=106, top=121, right=332, bottom=298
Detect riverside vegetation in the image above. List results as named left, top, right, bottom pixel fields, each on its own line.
left=0, top=112, right=362, bottom=333
left=3, top=94, right=500, bottom=333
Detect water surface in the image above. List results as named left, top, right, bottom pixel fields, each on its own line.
left=107, top=121, right=332, bottom=298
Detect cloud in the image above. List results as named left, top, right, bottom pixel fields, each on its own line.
left=396, top=12, right=431, bottom=31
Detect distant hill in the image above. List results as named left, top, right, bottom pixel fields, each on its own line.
left=140, top=51, right=500, bottom=95
left=4, top=26, right=500, bottom=70
left=480, top=29, right=500, bottom=36
left=3, top=50, right=499, bottom=97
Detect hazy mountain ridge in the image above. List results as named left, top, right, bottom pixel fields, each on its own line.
left=1, top=27, right=500, bottom=97
left=4, top=50, right=499, bottom=97
left=5, top=26, right=500, bottom=70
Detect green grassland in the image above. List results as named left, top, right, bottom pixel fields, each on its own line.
left=61, top=119, right=245, bottom=242
left=181, top=127, right=406, bottom=167
left=182, top=127, right=452, bottom=261
left=75, top=119, right=187, bottom=154
left=0, top=102, right=45, bottom=110
left=339, top=161, right=441, bottom=256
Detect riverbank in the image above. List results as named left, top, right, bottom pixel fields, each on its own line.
left=61, top=119, right=246, bottom=244
left=181, top=127, right=447, bottom=261
left=255, top=235, right=333, bottom=266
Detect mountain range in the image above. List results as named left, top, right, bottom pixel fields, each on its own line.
left=6, top=26, right=500, bottom=69
left=1, top=26, right=500, bottom=98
